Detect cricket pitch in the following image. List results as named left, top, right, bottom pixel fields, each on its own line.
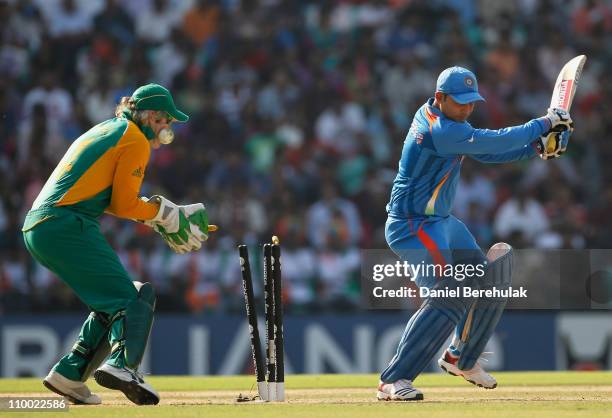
left=0, top=371, right=610, bottom=417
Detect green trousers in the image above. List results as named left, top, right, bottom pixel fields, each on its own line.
left=23, top=209, right=138, bottom=380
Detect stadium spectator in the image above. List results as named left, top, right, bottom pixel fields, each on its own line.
left=0, top=0, right=609, bottom=313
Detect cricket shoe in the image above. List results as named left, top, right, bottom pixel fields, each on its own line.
left=377, top=379, right=424, bottom=401
left=438, top=351, right=497, bottom=389
left=94, top=364, right=159, bottom=405
left=43, top=370, right=101, bottom=405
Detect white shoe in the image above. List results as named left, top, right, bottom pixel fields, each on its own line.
left=94, top=364, right=159, bottom=405
left=377, top=379, right=424, bottom=401
left=43, top=370, right=101, bottom=405
left=438, top=351, right=497, bottom=389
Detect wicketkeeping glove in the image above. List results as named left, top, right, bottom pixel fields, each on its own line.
left=142, top=196, right=214, bottom=254
left=180, top=203, right=210, bottom=242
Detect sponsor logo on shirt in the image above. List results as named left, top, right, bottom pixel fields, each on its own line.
left=132, top=167, right=143, bottom=178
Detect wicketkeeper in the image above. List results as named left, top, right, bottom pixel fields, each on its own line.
left=22, top=84, right=213, bottom=405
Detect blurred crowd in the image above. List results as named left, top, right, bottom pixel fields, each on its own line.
left=1, top=0, right=611, bottom=314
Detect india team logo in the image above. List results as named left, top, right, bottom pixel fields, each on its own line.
left=464, top=77, right=474, bottom=88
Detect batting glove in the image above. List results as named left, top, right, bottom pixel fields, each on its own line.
left=545, top=108, right=574, bottom=133
left=536, top=129, right=572, bottom=160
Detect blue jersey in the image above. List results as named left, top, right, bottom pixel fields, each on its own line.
left=387, top=98, right=550, bottom=218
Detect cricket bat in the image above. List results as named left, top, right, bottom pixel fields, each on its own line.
left=549, top=54, right=587, bottom=111
left=545, top=54, right=587, bottom=153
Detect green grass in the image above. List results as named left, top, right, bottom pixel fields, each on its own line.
left=1, top=371, right=611, bottom=392
left=1, top=372, right=611, bottom=418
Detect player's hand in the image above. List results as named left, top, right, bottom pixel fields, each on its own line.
left=155, top=223, right=201, bottom=253
left=157, top=222, right=217, bottom=254
left=537, top=129, right=571, bottom=160
left=143, top=195, right=183, bottom=233
left=545, top=108, right=574, bottom=133
left=150, top=203, right=203, bottom=253
left=180, top=203, right=210, bottom=242
left=142, top=196, right=215, bottom=253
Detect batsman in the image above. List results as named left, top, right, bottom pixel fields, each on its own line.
left=22, top=84, right=214, bottom=405
left=377, top=67, right=573, bottom=401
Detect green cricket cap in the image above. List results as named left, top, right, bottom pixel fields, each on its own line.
left=130, top=83, right=189, bottom=122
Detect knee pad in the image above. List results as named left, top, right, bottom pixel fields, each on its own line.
left=426, top=276, right=476, bottom=324
left=457, top=243, right=513, bottom=370
left=481, top=242, right=513, bottom=290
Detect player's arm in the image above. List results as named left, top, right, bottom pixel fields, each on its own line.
left=471, top=109, right=573, bottom=162
left=469, top=143, right=540, bottom=164
left=107, top=136, right=212, bottom=253
left=106, top=138, right=159, bottom=220
left=433, top=117, right=551, bottom=155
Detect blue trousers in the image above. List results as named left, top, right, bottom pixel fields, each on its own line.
left=380, top=214, right=485, bottom=382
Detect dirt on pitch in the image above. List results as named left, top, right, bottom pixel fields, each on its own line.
left=15, top=386, right=610, bottom=407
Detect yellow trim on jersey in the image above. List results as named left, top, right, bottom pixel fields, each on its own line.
left=424, top=157, right=463, bottom=216
left=461, top=304, right=476, bottom=342
left=424, top=170, right=453, bottom=215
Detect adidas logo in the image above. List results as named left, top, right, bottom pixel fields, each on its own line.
left=131, top=167, right=143, bottom=178
left=126, top=368, right=144, bottom=383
